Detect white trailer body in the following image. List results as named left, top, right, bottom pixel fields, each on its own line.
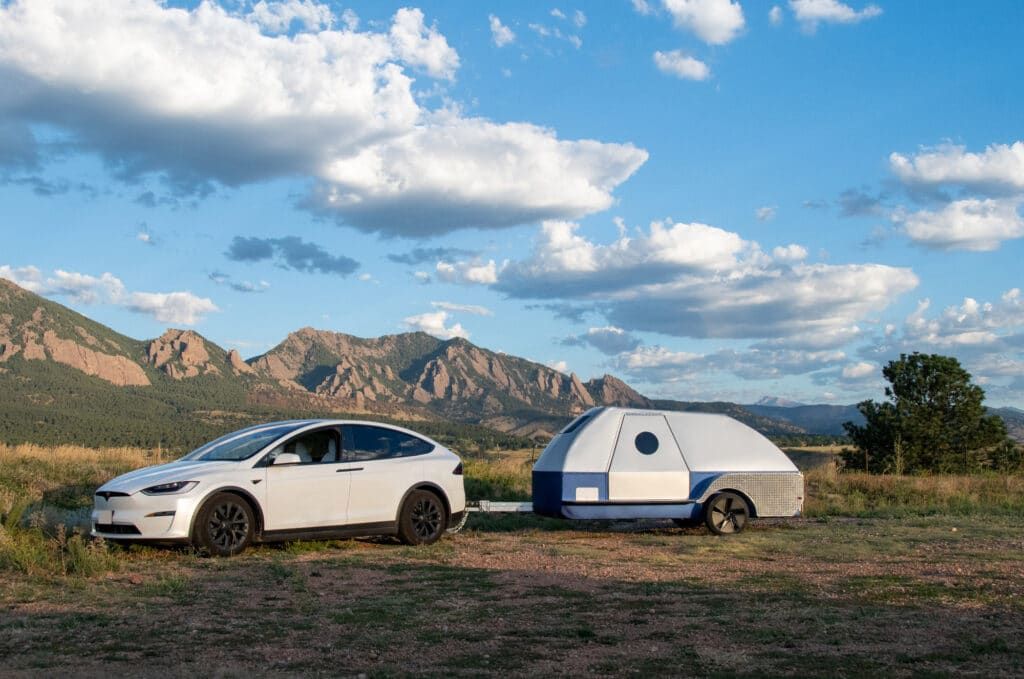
left=532, top=407, right=803, bottom=522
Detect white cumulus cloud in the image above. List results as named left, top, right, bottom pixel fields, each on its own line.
left=309, top=115, right=647, bottom=236
left=889, top=142, right=1024, bottom=194
left=489, top=14, right=515, bottom=47
left=663, top=0, right=745, bottom=45
left=388, top=7, right=460, bottom=80
left=896, top=198, right=1024, bottom=252
left=772, top=244, right=808, bottom=262
left=402, top=310, right=468, bottom=339
left=459, top=219, right=919, bottom=347
left=653, top=50, right=711, bottom=81
left=497, top=219, right=755, bottom=298
left=0, top=0, right=645, bottom=237
left=857, top=289, right=1024, bottom=401
left=248, top=0, right=333, bottom=33
left=902, top=291, right=1024, bottom=349
left=0, top=265, right=218, bottom=325
left=125, top=292, right=219, bottom=326
left=547, top=359, right=570, bottom=373
left=789, top=0, right=882, bottom=32
left=436, top=259, right=500, bottom=285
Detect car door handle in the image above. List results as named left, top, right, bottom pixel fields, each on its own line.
left=335, top=467, right=363, bottom=473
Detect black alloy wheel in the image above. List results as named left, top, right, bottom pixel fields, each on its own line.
left=704, top=492, right=750, bottom=536
left=194, top=492, right=254, bottom=557
left=398, top=490, right=447, bottom=545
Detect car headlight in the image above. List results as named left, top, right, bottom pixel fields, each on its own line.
left=141, top=481, right=198, bottom=496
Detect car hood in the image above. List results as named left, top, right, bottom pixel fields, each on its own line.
left=97, top=460, right=240, bottom=494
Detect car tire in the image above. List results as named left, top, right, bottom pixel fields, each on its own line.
left=193, top=492, right=255, bottom=557
left=704, top=492, right=750, bottom=536
left=397, top=489, right=447, bottom=546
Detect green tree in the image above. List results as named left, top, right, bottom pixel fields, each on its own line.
left=842, top=353, right=1007, bottom=473
left=990, top=438, right=1024, bottom=472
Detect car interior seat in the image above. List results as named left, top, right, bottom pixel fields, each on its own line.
left=321, top=437, right=337, bottom=463
left=294, top=440, right=313, bottom=463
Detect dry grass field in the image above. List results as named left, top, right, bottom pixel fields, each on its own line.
left=1, top=444, right=1023, bottom=676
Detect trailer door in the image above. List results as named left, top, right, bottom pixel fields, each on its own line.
left=608, top=413, right=689, bottom=502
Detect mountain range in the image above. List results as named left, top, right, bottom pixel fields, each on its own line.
left=1, top=277, right=1020, bottom=449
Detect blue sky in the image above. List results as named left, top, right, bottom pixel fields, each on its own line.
left=1, top=0, right=1022, bottom=406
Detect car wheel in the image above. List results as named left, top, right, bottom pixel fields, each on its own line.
left=398, top=490, right=447, bottom=546
left=704, top=492, right=750, bottom=535
left=193, top=492, right=254, bottom=557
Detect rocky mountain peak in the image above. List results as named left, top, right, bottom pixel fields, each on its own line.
left=585, top=374, right=651, bottom=408
left=568, top=372, right=596, bottom=409
left=145, top=329, right=220, bottom=379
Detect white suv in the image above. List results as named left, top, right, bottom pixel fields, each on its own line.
left=91, top=420, right=466, bottom=556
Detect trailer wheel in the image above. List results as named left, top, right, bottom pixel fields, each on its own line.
left=704, top=492, right=749, bottom=535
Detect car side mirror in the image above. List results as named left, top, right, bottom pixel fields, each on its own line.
left=273, top=452, right=302, bottom=465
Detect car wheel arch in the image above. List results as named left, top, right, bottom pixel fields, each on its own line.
left=189, top=486, right=266, bottom=539
left=705, top=488, right=757, bottom=518
left=395, top=482, right=450, bottom=523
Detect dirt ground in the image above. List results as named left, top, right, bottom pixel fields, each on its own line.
left=1, top=515, right=1022, bottom=677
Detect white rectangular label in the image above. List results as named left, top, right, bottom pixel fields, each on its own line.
left=575, top=486, right=599, bottom=502
left=93, top=510, right=113, bottom=524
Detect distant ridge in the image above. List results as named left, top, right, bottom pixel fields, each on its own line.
left=753, top=396, right=805, bottom=408
left=1, top=277, right=1020, bottom=447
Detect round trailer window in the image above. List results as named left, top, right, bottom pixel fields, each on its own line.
left=635, top=431, right=659, bottom=455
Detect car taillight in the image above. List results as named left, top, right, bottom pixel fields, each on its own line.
left=452, top=462, right=463, bottom=475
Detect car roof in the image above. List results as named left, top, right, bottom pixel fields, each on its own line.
left=259, top=419, right=439, bottom=441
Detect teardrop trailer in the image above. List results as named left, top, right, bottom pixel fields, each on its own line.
left=469, top=407, right=804, bottom=535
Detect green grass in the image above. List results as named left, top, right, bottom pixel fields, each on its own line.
left=804, top=464, right=1024, bottom=517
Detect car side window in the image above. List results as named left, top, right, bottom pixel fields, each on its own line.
left=342, top=425, right=435, bottom=462
left=274, top=428, right=341, bottom=464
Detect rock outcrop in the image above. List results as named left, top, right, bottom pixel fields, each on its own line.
left=145, top=329, right=220, bottom=379
left=41, top=330, right=150, bottom=386
left=585, top=374, right=651, bottom=408
left=227, top=349, right=255, bottom=375
left=0, top=285, right=150, bottom=386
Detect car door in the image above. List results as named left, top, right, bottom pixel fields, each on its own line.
left=262, top=426, right=355, bottom=531
left=342, top=424, right=429, bottom=526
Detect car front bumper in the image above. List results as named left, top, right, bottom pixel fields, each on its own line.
left=91, top=492, right=203, bottom=541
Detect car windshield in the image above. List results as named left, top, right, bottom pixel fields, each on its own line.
left=180, top=423, right=308, bottom=462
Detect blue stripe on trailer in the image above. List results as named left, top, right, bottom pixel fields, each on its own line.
left=561, top=472, right=608, bottom=501
left=561, top=503, right=699, bottom=520
left=532, top=470, right=610, bottom=516
left=531, top=470, right=563, bottom=517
